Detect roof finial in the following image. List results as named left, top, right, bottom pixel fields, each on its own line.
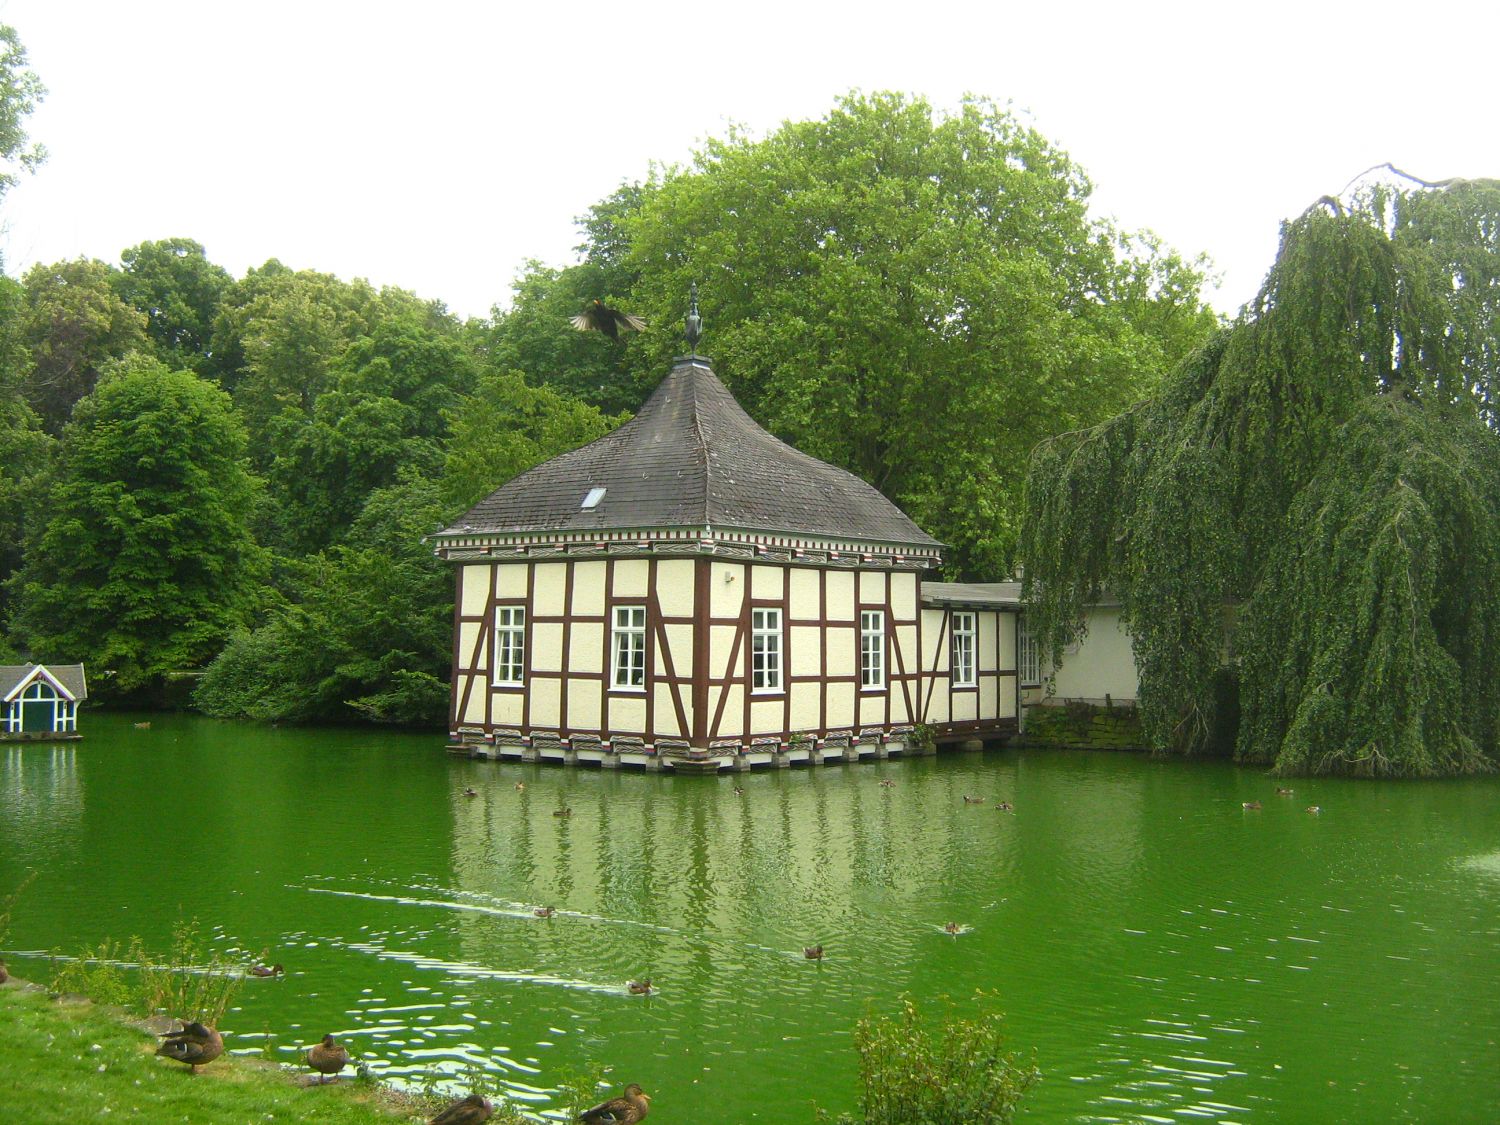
left=684, top=282, right=702, bottom=352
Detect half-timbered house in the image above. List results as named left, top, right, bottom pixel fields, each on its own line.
left=432, top=340, right=1033, bottom=771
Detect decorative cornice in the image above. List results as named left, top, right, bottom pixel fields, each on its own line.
left=432, top=524, right=942, bottom=570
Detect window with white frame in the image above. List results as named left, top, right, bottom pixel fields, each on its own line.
left=751, top=607, right=783, bottom=692
left=1017, top=616, right=1041, bottom=685
left=860, top=610, right=885, bottom=689
left=494, top=606, right=525, bottom=685
left=951, top=611, right=977, bottom=686
left=612, top=605, right=647, bottom=689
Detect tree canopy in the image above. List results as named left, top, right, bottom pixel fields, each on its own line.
left=1020, top=176, right=1500, bottom=777
left=494, top=92, right=1218, bottom=577
left=9, top=359, right=266, bottom=695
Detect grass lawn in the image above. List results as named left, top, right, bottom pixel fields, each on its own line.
left=0, top=980, right=519, bottom=1124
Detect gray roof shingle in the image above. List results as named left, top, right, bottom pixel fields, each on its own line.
left=1, top=664, right=88, bottom=701
left=448, top=357, right=941, bottom=549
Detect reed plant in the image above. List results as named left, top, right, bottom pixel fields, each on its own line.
left=47, top=920, right=240, bottom=1024
left=0, top=868, right=37, bottom=946
left=131, top=920, right=241, bottom=1024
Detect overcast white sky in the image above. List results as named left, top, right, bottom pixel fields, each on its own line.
left=0, top=1, right=1493, bottom=321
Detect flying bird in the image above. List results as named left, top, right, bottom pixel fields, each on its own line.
left=572, top=300, right=646, bottom=339
left=578, top=1082, right=651, bottom=1124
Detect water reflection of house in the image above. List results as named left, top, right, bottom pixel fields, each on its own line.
left=432, top=324, right=1135, bottom=771
left=1, top=664, right=87, bottom=741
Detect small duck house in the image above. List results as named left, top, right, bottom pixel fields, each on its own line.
left=1, top=664, right=87, bottom=741
left=432, top=331, right=1032, bottom=771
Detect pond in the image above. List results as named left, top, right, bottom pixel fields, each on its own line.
left=2, top=713, right=1497, bottom=1122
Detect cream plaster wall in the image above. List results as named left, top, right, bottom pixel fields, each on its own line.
left=789, top=568, right=819, bottom=619
left=710, top=562, right=745, bottom=618
left=496, top=563, right=527, bottom=599
left=657, top=560, right=695, bottom=617
left=530, top=678, right=561, bottom=728
left=613, top=559, right=649, bottom=598
left=789, top=627, right=821, bottom=675
left=568, top=688, right=601, bottom=733
left=533, top=562, right=567, bottom=611
left=1047, top=606, right=1140, bottom=703
left=608, top=694, right=646, bottom=732
left=751, top=565, right=784, bottom=600
left=750, top=699, right=782, bottom=735
left=571, top=561, right=606, bottom=615
left=789, top=684, right=821, bottom=730
left=569, top=626, right=603, bottom=673
left=493, top=693, right=523, bottom=726
left=891, top=573, right=915, bottom=618
left=825, top=572, right=854, bottom=619
left=653, top=684, right=682, bottom=736
left=531, top=622, right=563, bottom=672
left=460, top=565, right=490, bottom=616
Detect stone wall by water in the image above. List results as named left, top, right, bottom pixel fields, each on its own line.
left=1019, top=700, right=1146, bottom=751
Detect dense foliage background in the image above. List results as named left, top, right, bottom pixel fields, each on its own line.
left=0, top=71, right=1220, bottom=725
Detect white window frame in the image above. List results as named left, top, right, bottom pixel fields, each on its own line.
left=494, top=605, right=526, bottom=686
left=1017, top=615, right=1041, bottom=686
left=951, top=611, right=977, bottom=687
left=751, top=607, right=783, bottom=693
left=612, top=605, right=647, bottom=690
left=860, top=609, right=886, bottom=690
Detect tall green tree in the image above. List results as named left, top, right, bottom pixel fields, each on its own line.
left=20, top=258, right=148, bottom=432
left=1020, top=177, right=1500, bottom=777
left=263, top=313, right=479, bottom=552
left=0, top=23, right=45, bottom=204
left=112, top=238, right=232, bottom=375
left=0, top=275, right=51, bottom=649
left=442, top=367, right=624, bottom=511
left=9, top=358, right=266, bottom=695
left=194, top=475, right=454, bottom=725
left=608, top=92, right=1216, bottom=577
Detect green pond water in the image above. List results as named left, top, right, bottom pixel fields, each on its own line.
left=2, top=713, right=1497, bottom=1123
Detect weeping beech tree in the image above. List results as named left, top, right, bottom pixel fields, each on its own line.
left=1019, top=174, right=1500, bottom=777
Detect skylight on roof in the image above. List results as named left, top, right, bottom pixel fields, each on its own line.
left=581, top=487, right=607, bottom=510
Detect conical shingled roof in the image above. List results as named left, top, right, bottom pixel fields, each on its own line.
left=450, top=356, right=941, bottom=549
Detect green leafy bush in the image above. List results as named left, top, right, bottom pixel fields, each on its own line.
left=824, top=996, right=1037, bottom=1125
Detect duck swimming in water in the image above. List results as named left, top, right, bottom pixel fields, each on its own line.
left=804, top=945, right=824, bottom=960
left=627, top=979, right=653, bottom=995
left=944, top=922, right=962, bottom=935
left=534, top=906, right=556, bottom=918
left=1242, top=800, right=1262, bottom=810
left=249, top=962, right=283, bottom=978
